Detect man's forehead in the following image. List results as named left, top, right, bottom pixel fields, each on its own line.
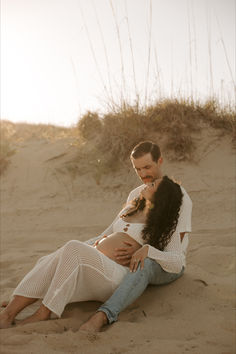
left=131, top=153, right=156, bottom=167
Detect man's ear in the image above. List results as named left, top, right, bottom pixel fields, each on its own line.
left=158, top=156, right=163, bottom=165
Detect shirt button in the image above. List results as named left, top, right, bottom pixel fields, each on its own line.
left=123, top=227, right=128, bottom=232
left=126, top=224, right=130, bottom=226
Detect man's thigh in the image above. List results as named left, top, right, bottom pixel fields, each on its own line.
left=143, top=258, right=184, bottom=285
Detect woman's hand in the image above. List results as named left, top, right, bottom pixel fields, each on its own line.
left=114, top=241, right=140, bottom=266
left=129, top=245, right=149, bottom=272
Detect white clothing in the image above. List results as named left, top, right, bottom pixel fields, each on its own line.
left=13, top=240, right=128, bottom=317
left=14, top=183, right=192, bottom=316
left=92, top=184, right=192, bottom=274
left=113, top=217, right=145, bottom=245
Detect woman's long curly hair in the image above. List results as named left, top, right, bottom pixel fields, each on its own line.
left=125, top=176, right=183, bottom=251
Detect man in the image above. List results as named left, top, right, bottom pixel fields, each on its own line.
left=80, top=141, right=192, bottom=331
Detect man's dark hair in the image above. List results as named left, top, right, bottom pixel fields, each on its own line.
left=131, top=141, right=161, bottom=162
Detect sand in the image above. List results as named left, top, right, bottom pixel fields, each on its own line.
left=0, top=127, right=235, bottom=354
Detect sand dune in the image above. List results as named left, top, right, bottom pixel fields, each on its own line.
left=0, top=128, right=235, bottom=354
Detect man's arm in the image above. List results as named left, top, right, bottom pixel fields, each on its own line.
left=85, top=186, right=143, bottom=247
left=180, top=232, right=185, bottom=242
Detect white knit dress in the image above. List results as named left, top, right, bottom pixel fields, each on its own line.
left=13, top=240, right=129, bottom=317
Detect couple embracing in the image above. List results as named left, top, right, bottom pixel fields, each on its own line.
left=0, top=141, right=192, bottom=331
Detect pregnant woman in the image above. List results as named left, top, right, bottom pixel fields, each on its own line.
left=0, top=176, right=183, bottom=328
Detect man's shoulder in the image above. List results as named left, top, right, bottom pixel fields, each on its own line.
left=130, top=184, right=145, bottom=194
left=180, top=185, right=192, bottom=205
left=127, top=184, right=145, bottom=201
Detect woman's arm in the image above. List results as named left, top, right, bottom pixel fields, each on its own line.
left=146, top=230, right=185, bottom=273
left=128, top=230, right=185, bottom=274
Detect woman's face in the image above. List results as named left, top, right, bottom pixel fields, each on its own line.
left=140, top=178, right=163, bottom=201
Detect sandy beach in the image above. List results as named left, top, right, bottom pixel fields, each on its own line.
left=0, top=126, right=235, bottom=354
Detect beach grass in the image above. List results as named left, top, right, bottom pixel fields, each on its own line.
left=0, top=98, right=235, bottom=178
left=76, top=98, right=235, bottom=165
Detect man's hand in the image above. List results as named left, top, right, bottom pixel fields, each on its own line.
left=140, top=178, right=162, bottom=202
left=129, top=245, right=149, bottom=272
left=114, top=241, right=139, bottom=266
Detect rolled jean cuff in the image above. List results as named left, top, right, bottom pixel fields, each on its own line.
left=96, top=308, right=115, bottom=324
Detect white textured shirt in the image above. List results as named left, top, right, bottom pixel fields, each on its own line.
left=87, top=184, right=192, bottom=274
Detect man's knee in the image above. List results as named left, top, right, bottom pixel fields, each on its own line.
left=137, top=258, right=155, bottom=280
left=143, top=258, right=154, bottom=266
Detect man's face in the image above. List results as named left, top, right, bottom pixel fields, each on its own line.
left=131, top=153, right=163, bottom=184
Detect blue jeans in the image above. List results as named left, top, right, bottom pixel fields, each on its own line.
left=98, top=258, right=184, bottom=324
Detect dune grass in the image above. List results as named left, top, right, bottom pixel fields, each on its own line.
left=76, top=98, right=235, bottom=166
left=0, top=121, right=16, bottom=175
left=0, top=99, right=235, bottom=179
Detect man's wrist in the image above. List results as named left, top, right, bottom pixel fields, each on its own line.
left=146, top=200, right=154, bottom=209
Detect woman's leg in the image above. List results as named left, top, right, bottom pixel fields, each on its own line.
left=15, top=240, right=127, bottom=325
left=0, top=296, right=37, bottom=328
left=39, top=240, right=128, bottom=318
left=0, top=246, right=68, bottom=328
left=1, top=240, right=127, bottom=327
left=18, top=303, right=51, bottom=326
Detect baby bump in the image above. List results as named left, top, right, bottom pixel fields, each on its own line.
left=95, top=232, right=141, bottom=263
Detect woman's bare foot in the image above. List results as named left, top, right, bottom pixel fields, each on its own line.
left=79, top=311, right=108, bottom=332
left=0, top=296, right=38, bottom=329
left=19, top=304, right=51, bottom=326
left=0, top=309, right=15, bottom=329
left=1, top=301, right=9, bottom=308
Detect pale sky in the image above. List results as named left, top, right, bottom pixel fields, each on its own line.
left=1, top=0, right=235, bottom=126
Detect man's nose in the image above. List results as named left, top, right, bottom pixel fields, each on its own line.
left=139, top=170, right=146, bottom=177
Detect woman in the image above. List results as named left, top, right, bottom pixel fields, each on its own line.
left=0, top=176, right=183, bottom=328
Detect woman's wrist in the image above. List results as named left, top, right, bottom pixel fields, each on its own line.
left=143, top=244, right=149, bottom=255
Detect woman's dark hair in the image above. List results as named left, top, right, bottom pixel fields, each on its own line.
left=125, top=176, right=183, bottom=250
left=131, top=141, right=161, bottom=162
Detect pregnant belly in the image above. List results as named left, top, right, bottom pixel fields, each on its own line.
left=95, top=232, right=142, bottom=264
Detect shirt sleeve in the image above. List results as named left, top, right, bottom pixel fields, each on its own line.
left=127, top=190, right=136, bottom=203
left=177, top=187, right=192, bottom=233
left=127, top=185, right=144, bottom=203
left=147, top=229, right=185, bottom=273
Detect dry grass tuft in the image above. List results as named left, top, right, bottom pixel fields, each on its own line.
left=1, top=99, right=235, bottom=178
left=0, top=121, right=76, bottom=143
left=73, top=98, right=235, bottom=173
left=0, top=121, right=16, bottom=175
left=77, top=111, right=102, bottom=140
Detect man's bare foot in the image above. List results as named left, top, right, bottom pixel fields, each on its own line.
left=79, top=311, right=108, bottom=332
left=0, top=310, right=15, bottom=329
left=19, top=305, right=51, bottom=326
